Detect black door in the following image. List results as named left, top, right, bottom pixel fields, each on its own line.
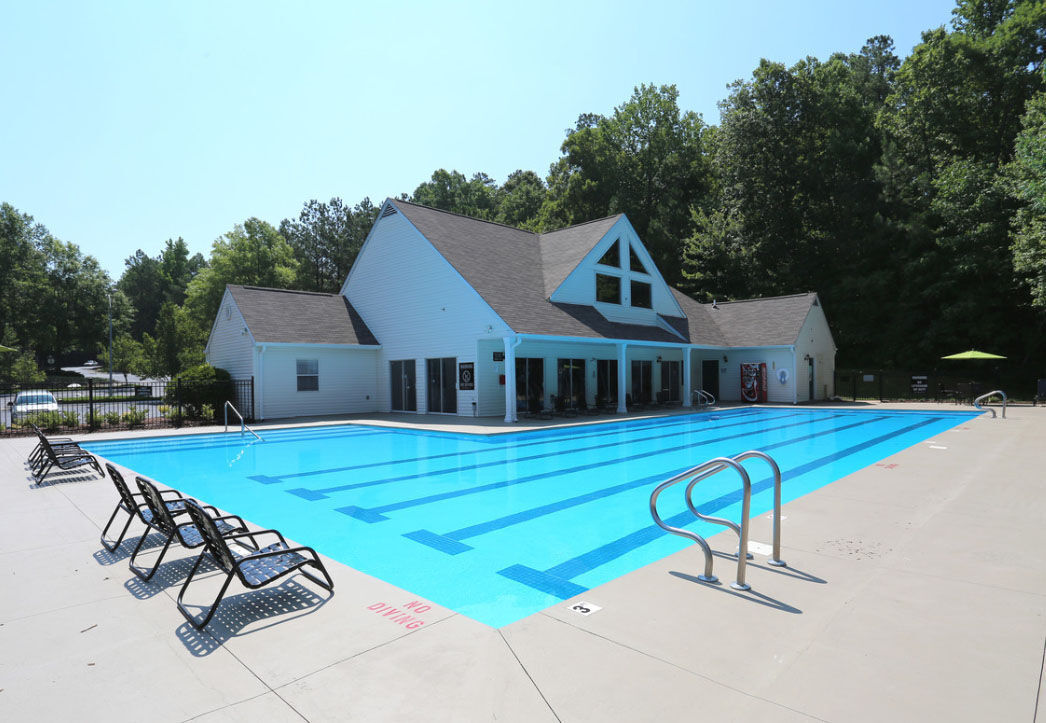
left=596, top=359, right=618, bottom=406
left=808, top=356, right=815, bottom=401
left=631, top=360, right=652, bottom=403
left=660, top=360, right=681, bottom=402
left=516, top=358, right=544, bottom=412
left=390, top=360, right=416, bottom=412
left=701, top=359, right=719, bottom=400
left=426, top=357, right=457, bottom=413
left=557, top=358, right=586, bottom=409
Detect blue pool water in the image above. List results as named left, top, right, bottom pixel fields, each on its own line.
left=83, top=408, right=978, bottom=627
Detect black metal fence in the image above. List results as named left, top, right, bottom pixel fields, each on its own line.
left=834, top=369, right=1022, bottom=403
left=0, top=378, right=254, bottom=437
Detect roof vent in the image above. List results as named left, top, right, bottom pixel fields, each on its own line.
left=380, top=204, right=397, bottom=218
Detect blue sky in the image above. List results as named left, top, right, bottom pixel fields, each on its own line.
left=2, top=0, right=958, bottom=280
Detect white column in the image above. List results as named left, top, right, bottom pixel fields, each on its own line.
left=504, top=336, right=517, bottom=423
left=616, top=343, right=628, bottom=414
left=682, top=346, right=692, bottom=408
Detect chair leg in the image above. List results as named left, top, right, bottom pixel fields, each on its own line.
left=177, top=553, right=236, bottom=630
left=129, top=528, right=175, bottom=581
left=299, top=561, right=335, bottom=592
left=100, top=505, right=135, bottom=552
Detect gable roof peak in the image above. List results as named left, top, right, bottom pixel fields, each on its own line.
left=389, top=198, right=539, bottom=237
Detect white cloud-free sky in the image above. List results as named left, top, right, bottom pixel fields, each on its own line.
left=2, top=0, right=958, bottom=279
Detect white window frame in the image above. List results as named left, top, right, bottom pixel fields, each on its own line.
left=296, top=359, right=319, bottom=391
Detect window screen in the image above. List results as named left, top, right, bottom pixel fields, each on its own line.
left=296, top=359, right=319, bottom=391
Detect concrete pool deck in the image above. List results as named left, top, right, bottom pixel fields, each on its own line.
left=1, top=402, right=1043, bottom=722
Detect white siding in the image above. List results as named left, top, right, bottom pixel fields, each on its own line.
left=794, top=304, right=836, bottom=401
left=205, top=293, right=255, bottom=379
left=258, top=346, right=378, bottom=419
left=551, top=217, right=685, bottom=325
left=343, top=211, right=511, bottom=415
left=718, top=348, right=797, bottom=403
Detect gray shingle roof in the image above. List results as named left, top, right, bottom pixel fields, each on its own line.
left=227, top=285, right=379, bottom=345
left=388, top=200, right=819, bottom=348
left=685, top=291, right=819, bottom=347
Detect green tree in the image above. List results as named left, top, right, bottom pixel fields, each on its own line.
left=118, top=238, right=206, bottom=339
left=279, top=197, right=377, bottom=292
left=410, top=170, right=500, bottom=220
left=496, top=170, right=547, bottom=229
left=1009, top=92, right=1046, bottom=308
left=540, top=84, right=713, bottom=281
left=183, top=218, right=299, bottom=331
left=101, top=333, right=145, bottom=383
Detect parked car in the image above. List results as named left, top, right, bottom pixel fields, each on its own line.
left=10, top=390, right=60, bottom=422
left=84, top=360, right=99, bottom=367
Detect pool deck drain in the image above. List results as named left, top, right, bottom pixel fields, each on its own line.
left=0, top=402, right=1043, bottom=722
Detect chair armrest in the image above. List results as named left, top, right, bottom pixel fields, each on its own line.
left=158, top=488, right=184, bottom=499
left=239, top=544, right=318, bottom=563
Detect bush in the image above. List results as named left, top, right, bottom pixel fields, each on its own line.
left=165, top=364, right=234, bottom=418
left=24, top=410, right=63, bottom=432
left=102, top=411, right=121, bottom=427
left=60, top=411, right=79, bottom=429
left=122, top=408, right=147, bottom=428
left=199, top=403, right=215, bottom=421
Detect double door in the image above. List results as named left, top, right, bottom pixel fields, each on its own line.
left=426, top=357, right=457, bottom=414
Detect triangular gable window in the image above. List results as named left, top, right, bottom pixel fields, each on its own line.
left=597, top=239, right=620, bottom=268
left=629, top=244, right=648, bottom=274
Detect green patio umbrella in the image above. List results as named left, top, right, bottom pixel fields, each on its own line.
left=940, top=349, right=1007, bottom=360
left=0, top=345, right=16, bottom=352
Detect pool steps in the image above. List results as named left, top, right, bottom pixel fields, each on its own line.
left=649, top=450, right=786, bottom=591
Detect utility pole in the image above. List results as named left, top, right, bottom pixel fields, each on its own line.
left=108, top=291, right=113, bottom=388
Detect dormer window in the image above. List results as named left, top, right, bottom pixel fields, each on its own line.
left=597, top=239, right=620, bottom=268
left=630, top=280, right=652, bottom=308
left=596, top=274, right=621, bottom=304
left=629, top=244, right=648, bottom=274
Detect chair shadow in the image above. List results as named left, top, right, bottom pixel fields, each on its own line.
left=175, top=578, right=333, bottom=657
left=669, top=571, right=803, bottom=614
left=123, top=554, right=222, bottom=600
left=26, top=466, right=103, bottom=488
left=93, top=531, right=170, bottom=566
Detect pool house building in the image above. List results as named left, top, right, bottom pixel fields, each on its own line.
left=205, top=199, right=836, bottom=421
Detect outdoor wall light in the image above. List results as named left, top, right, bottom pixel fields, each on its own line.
left=722, top=355, right=728, bottom=363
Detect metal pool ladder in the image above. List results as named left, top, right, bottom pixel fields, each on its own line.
left=649, top=450, right=785, bottom=591
left=693, top=389, right=717, bottom=407
left=224, top=400, right=262, bottom=440
left=973, top=390, right=1007, bottom=418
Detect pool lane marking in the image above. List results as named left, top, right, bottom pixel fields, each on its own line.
left=291, top=411, right=797, bottom=502
left=83, top=425, right=390, bottom=457
left=254, top=410, right=766, bottom=485
left=498, top=415, right=945, bottom=599
left=332, top=413, right=843, bottom=520
left=403, top=415, right=890, bottom=554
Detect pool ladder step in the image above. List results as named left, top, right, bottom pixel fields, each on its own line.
left=649, top=450, right=785, bottom=591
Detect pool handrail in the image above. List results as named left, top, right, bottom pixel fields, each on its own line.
left=224, top=400, right=262, bottom=440
left=973, top=390, right=1007, bottom=419
left=649, top=456, right=753, bottom=590
left=683, top=450, right=787, bottom=569
left=692, top=389, right=716, bottom=407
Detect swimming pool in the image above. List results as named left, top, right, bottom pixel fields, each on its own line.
left=83, top=407, right=978, bottom=627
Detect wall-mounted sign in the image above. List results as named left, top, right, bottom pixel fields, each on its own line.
left=910, top=374, right=928, bottom=395
left=459, top=362, right=475, bottom=390
left=493, top=351, right=505, bottom=361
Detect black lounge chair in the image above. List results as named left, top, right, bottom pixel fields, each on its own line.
left=100, top=463, right=188, bottom=552
left=33, top=437, right=102, bottom=481
left=28, top=423, right=82, bottom=473
left=176, top=499, right=334, bottom=629
left=129, top=477, right=249, bottom=582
